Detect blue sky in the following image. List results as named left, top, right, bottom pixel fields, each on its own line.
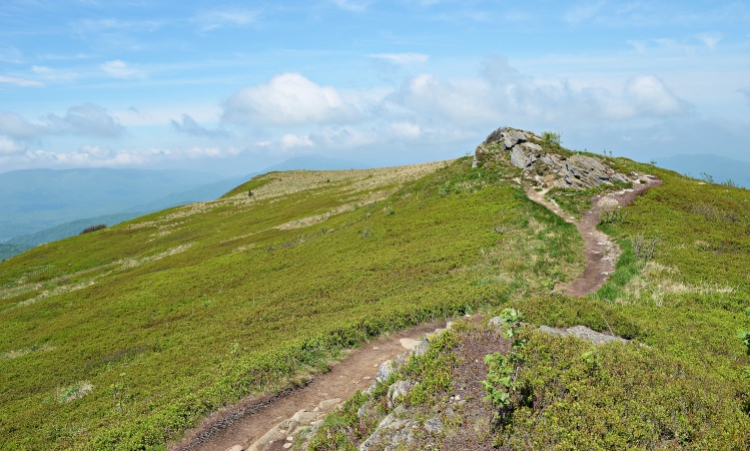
left=0, top=0, right=748, bottom=176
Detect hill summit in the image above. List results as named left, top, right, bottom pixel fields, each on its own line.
left=475, top=126, right=633, bottom=189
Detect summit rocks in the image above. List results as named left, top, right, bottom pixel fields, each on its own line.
left=474, top=126, right=634, bottom=190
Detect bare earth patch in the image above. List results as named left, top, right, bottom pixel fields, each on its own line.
left=170, top=322, right=445, bottom=451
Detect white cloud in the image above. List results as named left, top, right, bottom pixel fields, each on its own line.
left=26, top=147, right=166, bottom=167
left=101, top=60, right=146, bottom=79
left=0, top=136, right=26, bottom=155
left=281, top=134, right=314, bottom=149
left=171, top=114, right=228, bottom=138
left=695, top=32, right=723, bottom=50
left=193, top=8, right=259, bottom=31
left=390, top=122, right=421, bottom=139
left=0, top=105, right=124, bottom=140
left=185, top=146, right=222, bottom=158
left=385, top=57, right=689, bottom=125
left=331, top=0, right=371, bottom=11
left=0, top=75, right=44, bottom=87
left=624, top=75, right=685, bottom=117
left=369, top=53, right=429, bottom=64
left=565, top=2, right=605, bottom=24
left=46, top=103, right=125, bottom=138
left=0, top=111, right=43, bottom=139
left=223, top=73, right=362, bottom=126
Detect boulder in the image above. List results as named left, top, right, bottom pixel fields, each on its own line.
left=539, top=324, right=628, bottom=346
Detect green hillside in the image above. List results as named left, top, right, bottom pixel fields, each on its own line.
left=4, top=135, right=750, bottom=450
left=309, top=156, right=750, bottom=449
left=0, top=158, right=584, bottom=450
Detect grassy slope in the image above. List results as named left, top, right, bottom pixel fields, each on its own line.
left=0, top=158, right=583, bottom=450
left=310, top=157, right=750, bottom=450
left=501, top=161, right=750, bottom=448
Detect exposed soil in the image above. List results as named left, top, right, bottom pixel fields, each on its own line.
left=526, top=175, right=662, bottom=297
left=437, top=326, right=509, bottom=451
left=170, top=322, right=445, bottom=451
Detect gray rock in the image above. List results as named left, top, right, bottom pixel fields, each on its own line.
left=510, top=145, right=536, bottom=169
left=376, top=359, right=396, bottom=383
left=488, top=316, right=507, bottom=328
left=539, top=324, right=628, bottom=346
left=483, top=126, right=509, bottom=145
left=538, top=325, right=568, bottom=337
left=476, top=126, right=633, bottom=190
left=359, top=405, right=416, bottom=451
left=225, top=446, right=244, bottom=451
left=409, top=340, right=430, bottom=357
left=424, top=417, right=444, bottom=433
left=387, top=380, right=414, bottom=408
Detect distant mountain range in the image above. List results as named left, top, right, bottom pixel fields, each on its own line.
left=0, top=155, right=368, bottom=260
left=657, top=154, right=750, bottom=188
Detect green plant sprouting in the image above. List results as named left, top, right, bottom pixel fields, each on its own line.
left=541, top=131, right=562, bottom=146
left=482, top=308, right=526, bottom=427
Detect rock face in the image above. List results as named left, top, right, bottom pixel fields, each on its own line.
left=475, top=126, right=633, bottom=190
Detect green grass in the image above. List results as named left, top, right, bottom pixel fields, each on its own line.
left=0, top=158, right=583, bottom=450
left=494, top=160, right=750, bottom=448
left=308, top=154, right=750, bottom=449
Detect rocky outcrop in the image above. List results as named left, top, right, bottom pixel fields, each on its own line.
left=475, top=126, right=634, bottom=190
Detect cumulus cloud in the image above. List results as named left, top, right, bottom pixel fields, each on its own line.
left=385, top=56, right=689, bottom=126
left=624, top=75, right=685, bottom=117
left=280, top=134, right=314, bottom=149
left=370, top=53, right=429, bottom=64
left=193, top=8, right=259, bottom=31
left=46, top=103, right=125, bottom=138
left=101, top=60, right=146, bottom=79
left=0, top=111, right=44, bottom=139
left=0, top=104, right=123, bottom=141
left=171, top=114, right=228, bottom=138
left=390, top=122, right=421, bottom=139
left=0, top=136, right=26, bottom=155
left=223, top=73, right=362, bottom=126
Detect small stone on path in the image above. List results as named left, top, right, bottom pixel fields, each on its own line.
left=399, top=338, right=420, bottom=350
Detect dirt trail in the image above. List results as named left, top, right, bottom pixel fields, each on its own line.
left=170, top=322, right=444, bottom=451
left=526, top=175, right=662, bottom=296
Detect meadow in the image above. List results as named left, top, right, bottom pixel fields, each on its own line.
left=306, top=157, right=750, bottom=450
left=0, top=157, right=583, bottom=450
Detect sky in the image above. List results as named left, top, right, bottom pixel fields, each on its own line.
left=0, top=0, right=749, bottom=176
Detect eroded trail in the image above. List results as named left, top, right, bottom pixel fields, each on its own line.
left=171, top=322, right=444, bottom=451
left=526, top=175, right=661, bottom=297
